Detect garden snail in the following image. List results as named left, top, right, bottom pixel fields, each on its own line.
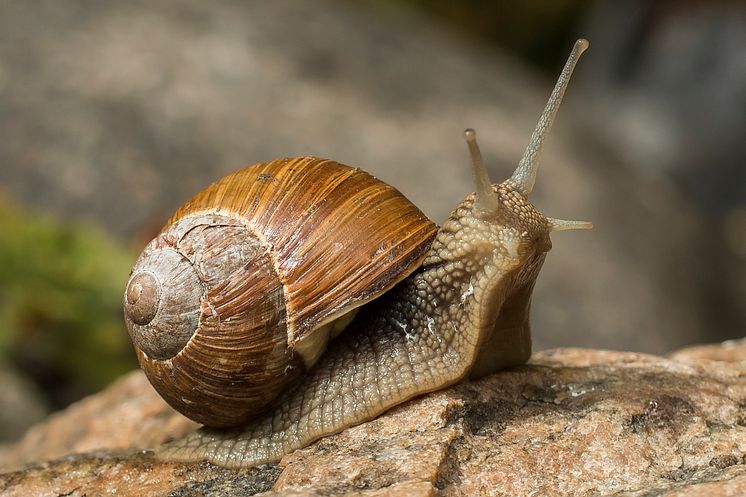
left=124, top=40, right=592, bottom=468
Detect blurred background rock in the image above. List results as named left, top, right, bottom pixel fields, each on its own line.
left=0, top=0, right=743, bottom=442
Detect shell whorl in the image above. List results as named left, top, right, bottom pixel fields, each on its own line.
left=124, top=156, right=437, bottom=427
left=166, top=157, right=437, bottom=346
left=124, top=247, right=202, bottom=360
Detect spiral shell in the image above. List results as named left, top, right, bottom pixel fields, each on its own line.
left=123, top=156, right=437, bottom=426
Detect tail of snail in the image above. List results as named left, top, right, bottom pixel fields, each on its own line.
left=123, top=39, right=592, bottom=468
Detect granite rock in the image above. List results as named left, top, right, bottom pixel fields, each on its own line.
left=2, top=341, right=746, bottom=496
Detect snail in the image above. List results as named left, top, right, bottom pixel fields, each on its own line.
left=123, top=39, right=592, bottom=468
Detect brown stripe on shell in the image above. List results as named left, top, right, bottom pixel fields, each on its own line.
left=167, top=157, right=438, bottom=346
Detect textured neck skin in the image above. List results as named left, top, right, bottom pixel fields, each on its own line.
left=159, top=182, right=551, bottom=468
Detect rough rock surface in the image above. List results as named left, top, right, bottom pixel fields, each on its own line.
left=2, top=341, right=746, bottom=496
left=0, top=370, right=196, bottom=468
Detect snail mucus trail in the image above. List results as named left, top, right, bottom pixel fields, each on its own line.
left=123, top=39, right=592, bottom=468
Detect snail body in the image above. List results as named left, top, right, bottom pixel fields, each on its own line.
left=124, top=40, right=592, bottom=467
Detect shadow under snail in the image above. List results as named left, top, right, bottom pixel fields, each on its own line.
left=123, top=39, right=592, bottom=468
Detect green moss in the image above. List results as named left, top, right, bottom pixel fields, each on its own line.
left=0, top=196, right=137, bottom=405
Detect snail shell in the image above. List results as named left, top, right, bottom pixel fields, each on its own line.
left=123, top=157, right=437, bottom=427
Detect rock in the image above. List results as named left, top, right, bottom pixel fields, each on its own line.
left=0, top=371, right=196, bottom=470
left=2, top=341, right=746, bottom=496
left=668, top=339, right=746, bottom=364
left=0, top=366, right=48, bottom=443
